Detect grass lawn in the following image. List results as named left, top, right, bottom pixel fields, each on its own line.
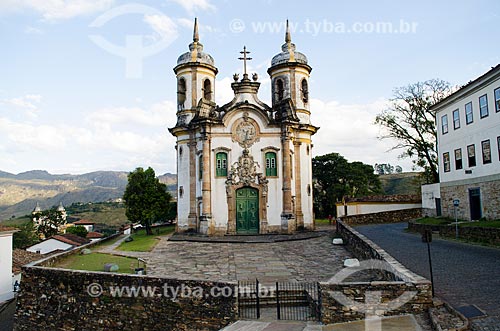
left=117, top=226, right=175, bottom=252
left=56, top=252, right=141, bottom=274
left=415, top=217, right=452, bottom=225
left=315, top=218, right=334, bottom=225
left=93, top=234, right=125, bottom=248
left=459, top=220, right=500, bottom=228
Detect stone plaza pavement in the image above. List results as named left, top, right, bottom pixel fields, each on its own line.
left=143, top=233, right=353, bottom=284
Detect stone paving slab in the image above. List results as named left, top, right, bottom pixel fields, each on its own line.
left=143, top=235, right=354, bottom=284
left=169, top=231, right=328, bottom=243
left=221, top=315, right=424, bottom=331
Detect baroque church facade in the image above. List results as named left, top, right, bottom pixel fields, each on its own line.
left=169, top=19, right=318, bottom=235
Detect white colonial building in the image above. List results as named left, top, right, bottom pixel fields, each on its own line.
left=169, top=20, right=318, bottom=235
left=432, top=64, right=500, bottom=220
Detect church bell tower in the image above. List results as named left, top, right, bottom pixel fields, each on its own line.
left=173, top=18, right=218, bottom=125
left=268, top=20, right=312, bottom=125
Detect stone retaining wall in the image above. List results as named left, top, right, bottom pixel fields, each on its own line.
left=15, top=265, right=237, bottom=331
left=408, top=220, right=500, bottom=245
left=320, top=281, right=432, bottom=324
left=340, top=208, right=422, bottom=225
left=320, top=221, right=433, bottom=324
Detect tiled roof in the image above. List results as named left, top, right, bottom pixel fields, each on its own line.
left=0, top=225, right=18, bottom=232
left=51, top=233, right=90, bottom=246
left=344, top=195, right=421, bottom=203
left=73, top=219, right=95, bottom=225
left=86, top=231, right=104, bottom=239
left=12, top=249, right=42, bottom=274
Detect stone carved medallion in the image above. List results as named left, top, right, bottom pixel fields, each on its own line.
left=232, top=112, right=259, bottom=148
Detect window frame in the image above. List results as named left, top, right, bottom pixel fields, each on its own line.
left=443, top=152, right=451, bottom=173
left=479, top=94, right=489, bottom=118
left=265, top=151, right=278, bottom=177
left=452, top=109, right=460, bottom=130
left=198, top=155, right=203, bottom=181
left=215, top=152, right=228, bottom=177
left=454, top=148, right=463, bottom=170
left=467, top=144, right=476, bottom=168
left=497, top=136, right=500, bottom=162
left=465, top=102, right=473, bottom=124
left=481, top=139, right=492, bottom=164
left=441, top=114, right=449, bottom=134
left=495, top=87, right=500, bottom=113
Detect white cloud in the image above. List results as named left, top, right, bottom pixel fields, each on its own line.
left=0, top=100, right=178, bottom=174
left=3, top=94, right=42, bottom=111
left=215, top=77, right=235, bottom=105
left=177, top=17, right=218, bottom=34
left=24, top=25, right=44, bottom=34
left=143, top=14, right=178, bottom=44
left=0, top=118, right=67, bottom=151
left=311, top=98, right=414, bottom=172
left=0, top=0, right=114, bottom=21
left=86, top=100, right=176, bottom=127
left=170, top=0, right=216, bottom=13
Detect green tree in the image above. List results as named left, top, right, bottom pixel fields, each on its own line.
left=66, top=225, right=88, bottom=238
left=33, top=208, right=66, bottom=239
left=375, top=79, right=454, bottom=183
left=123, top=167, right=172, bottom=235
left=312, top=153, right=382, bottom=218
left=13, top=222, right=39, bottom=249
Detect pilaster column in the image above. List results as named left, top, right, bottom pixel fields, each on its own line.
left=281, top=126, right=295, bottom=232
left=188, top=140, right=197, bottom=230
left=294, top=141, right=304, bottom=229
left=201, top=131, right=212, bottom=218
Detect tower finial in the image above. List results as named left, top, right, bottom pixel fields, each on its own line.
left=193, top=17, right=199, bottom=42
left=285, top=19, right=291, bottom=43
left=238, top=46, right=252, bottom=80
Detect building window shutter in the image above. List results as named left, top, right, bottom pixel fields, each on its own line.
left=265, top=152, right=277, bottom=176
left=216, top=152, right=228, bottom=177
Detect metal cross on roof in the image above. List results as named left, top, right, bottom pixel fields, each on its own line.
left=238, top=46, right=252, bottom=79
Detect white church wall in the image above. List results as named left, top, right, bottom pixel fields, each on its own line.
left=0, top=230, right=15, bottom=302
left=176, top=139, right=191, bottom=228
left=299, top=143, right=314, bottom=225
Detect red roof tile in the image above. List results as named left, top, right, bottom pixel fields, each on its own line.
left=51, top=233, right=90, bottom=246
left=73, top=219, right=95, bottom=225
left=86, top=231, right=104, bottom=239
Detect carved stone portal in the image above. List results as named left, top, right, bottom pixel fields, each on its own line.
left=225, top=148, right=268, bottom=234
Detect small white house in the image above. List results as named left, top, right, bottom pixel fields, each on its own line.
left=421, top=183, right=441, bottom=217
left=71, top=219, right=95, bottom=232
left=26, top=233, right=90, bottom=255
left=336, top=195, right=422, bottom=217
left=0, top=226, right=18, bottom=302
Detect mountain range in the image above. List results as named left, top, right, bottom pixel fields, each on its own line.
left=0, top=170, right=176, bottom=221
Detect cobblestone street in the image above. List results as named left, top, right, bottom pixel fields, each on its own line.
left=355, top=222, right=500, bottom=331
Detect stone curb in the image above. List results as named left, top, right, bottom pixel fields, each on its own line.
left=168, top=231, right=331, bottom=243
left=429, top=299, right=470, bottom=331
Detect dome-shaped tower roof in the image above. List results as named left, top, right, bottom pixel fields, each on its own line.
left=57, top=202, right=65, bottom=211
left=176, top=18, right=215, bottom=67
left=270, top=20, right=308, bottom=67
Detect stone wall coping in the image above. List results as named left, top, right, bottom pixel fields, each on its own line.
left=22, top=264, right=238, bottom=286
left=24, top=232, right=122, bottom=268
left=339, top=221, right=430, bottom=285
left=22, top=232, right=239, bottom=285
left=320, top=281, right=409, bottom=286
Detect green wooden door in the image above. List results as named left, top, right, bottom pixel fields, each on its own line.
left=236, top=187, right=259, bottom=234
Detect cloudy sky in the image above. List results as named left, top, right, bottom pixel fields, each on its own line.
left=1, top=0, right=499, bottom=175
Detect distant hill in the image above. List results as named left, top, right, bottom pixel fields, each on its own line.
left=379, top=172, right=424, bottom=195
left=0, top=170, right=176, bottom=221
